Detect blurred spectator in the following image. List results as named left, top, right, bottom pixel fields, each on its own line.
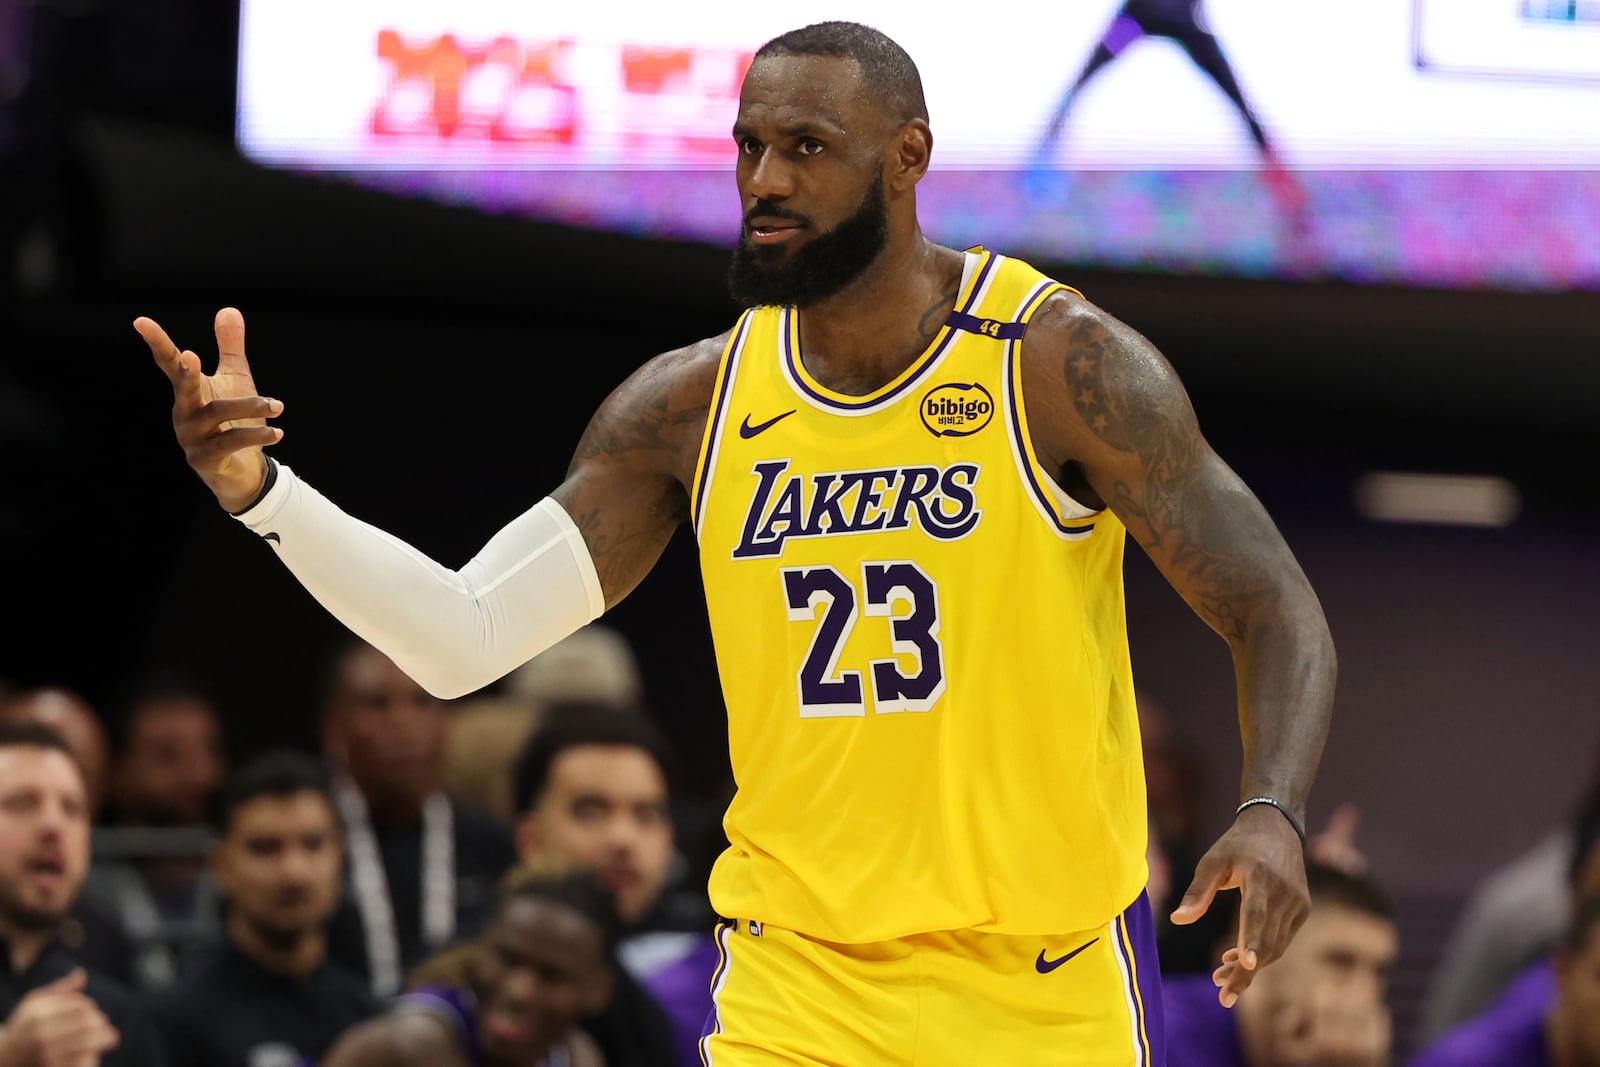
left=0, top=687, right=111, bottom=817
left=0, top=689, right=138, bottom=985
left=80, top=673, right=228, bottom=991
left=442, top=626, right=648, bottom=825
left=442, top=695, right=540, bottom=825
left=1166, top=861, right=1399, bottom=1067
left=510, top=702, right=707, bottom=1067
left=319, top=638, right=517, bottom=997
left=1410, top=889, right=1600, bottom=1067
left=504, top=623, right=644, bottom=709
left=1415, top=748, right=1600, bottom=1044
left=1407, top=802, right=1600, bottom=1067
left=323, top=871, right=615, bottom=1067
left=0, top=722, right=167, bottom=1066
left=153, top=750, right=378, bottom=1067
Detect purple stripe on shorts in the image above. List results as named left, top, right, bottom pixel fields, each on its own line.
left=1123, top=891, right=1167, bottom=1067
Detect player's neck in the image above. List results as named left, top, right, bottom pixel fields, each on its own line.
left=0, top=916, right=54, bottom=973
left=796, top=233, right=962, bottom=395
left=229, top=912, right=327, bottom=980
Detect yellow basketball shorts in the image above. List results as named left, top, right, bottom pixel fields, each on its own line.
left=697, top=891, right=1165, bottom=1066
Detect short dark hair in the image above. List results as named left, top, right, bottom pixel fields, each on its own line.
left=106, top=668, right=218, bottom=752
left=499, top=869, right=624, bottom=966
left=0, top=721, right=77, bottom=760
left=754, top=21, right=929, bottom=124
left=1307, top=861, right=1395, bottom=922
left=510, top=702, right=674, bottom=816
left=1568, top=890, right=1600, bottom=952
left=214, top=750, right=335, bottom=836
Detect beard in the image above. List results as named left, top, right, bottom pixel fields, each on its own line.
left=727, top=168, right=889, bottom=309
left=0, top=880, right=69, bottom=932
left=244, top=911, right=315, bottom=950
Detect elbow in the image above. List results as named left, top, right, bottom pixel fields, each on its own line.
left=390, top=646, right=493, bottom=702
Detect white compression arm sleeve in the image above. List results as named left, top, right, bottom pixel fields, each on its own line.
left=230, top=460, right=605, bottom=699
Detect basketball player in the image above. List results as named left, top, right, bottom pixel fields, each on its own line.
left=136, top=21, right=1335, bottom=1065
left=1031, top=0, right=1309, bottom=229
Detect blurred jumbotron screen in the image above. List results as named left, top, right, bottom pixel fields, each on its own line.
left=235, top=0, right=1600, bottom=291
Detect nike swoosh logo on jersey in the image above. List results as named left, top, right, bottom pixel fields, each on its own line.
left=739, top=410, right=797, bottom=439
left=262, top=532, right=281, bottom=544
left=1035, top=937, right=1099, bottom=974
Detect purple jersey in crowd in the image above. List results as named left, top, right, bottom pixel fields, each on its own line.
left=1163, top=974, right=1250, bottom=1067
left=1407, top=958, right=1556, bottom=1067
left=625, top=933, right=722, bottom=1067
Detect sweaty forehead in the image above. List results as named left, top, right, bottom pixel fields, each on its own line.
left=737, top=54, right=871, bottom=132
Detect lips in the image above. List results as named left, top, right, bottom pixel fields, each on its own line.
left=746, top=215, right=806, bottom=245
left=24, top=854, right=67, bottom=890
left=482, top=1009, right=536, bottom=1047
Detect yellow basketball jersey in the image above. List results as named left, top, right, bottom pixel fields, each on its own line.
left=692, top=248, right=1148, bottom=944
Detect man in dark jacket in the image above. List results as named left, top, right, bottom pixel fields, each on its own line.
left=0, top=722, right=166, bottom=1065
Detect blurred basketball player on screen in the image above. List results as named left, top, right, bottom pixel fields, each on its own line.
left=1033, top=0, right=1310, bottom=231
left=137, top=20, right=1336, bottom=1064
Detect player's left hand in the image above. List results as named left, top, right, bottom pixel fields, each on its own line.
left=1169, top=802, right=1309, bottom=1008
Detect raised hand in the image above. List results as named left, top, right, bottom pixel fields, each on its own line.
left=135, top=307, right=283, bottom=513
left=1307, top=802, right=1368, bottom=877
left=0, top=968, right=121, bottom=1067
left=1169, top=802, right=1310, bottom=1008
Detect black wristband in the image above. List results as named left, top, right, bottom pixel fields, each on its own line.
left=227, top=455, right=280, bottom=516
left=1235, top=796, right=1307, bottom=845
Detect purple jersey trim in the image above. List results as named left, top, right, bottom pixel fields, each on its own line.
left=1004, top=279, right=1097, bottom=536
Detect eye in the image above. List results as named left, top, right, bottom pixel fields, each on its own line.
left=739, top=137, right=762, bottom=157
left=798, top=138, right=824, bottom=157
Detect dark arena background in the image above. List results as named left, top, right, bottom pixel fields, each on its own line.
left=3, top=1, right=1598, bottom=1063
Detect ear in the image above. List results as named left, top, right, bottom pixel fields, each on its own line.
left=514, top=811, right=543, bottom=862
left=888, top=118, right=933, bottom=193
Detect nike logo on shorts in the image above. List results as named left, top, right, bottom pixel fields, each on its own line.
left=1035, top=937, right=1099, bottom=974
left=739, top=410, right=796, bottom=439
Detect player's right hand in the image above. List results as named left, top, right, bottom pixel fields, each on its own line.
left=0, top=968, right=121, bottom=1067
left=136, top=306, right=284, bottom=514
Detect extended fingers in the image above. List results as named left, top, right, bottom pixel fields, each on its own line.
left=214, top=306, right=251, bottom=376
left=134, top=317, right=178, bottom=375
left=176, top=395, right=283, bottom=443
left=185, top=425, right=283, bottom=467
left=1238, top=859, right=1310, bottom=970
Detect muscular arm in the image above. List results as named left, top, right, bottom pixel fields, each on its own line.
left=231, top=334, right=724, bottom=696
left=554, top=333, right=724, bottom=607
left=1022, top=291, right=1334, bottom=821
left=1022, top=292, right=1334, bottom=999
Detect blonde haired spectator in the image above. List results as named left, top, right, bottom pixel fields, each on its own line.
left=442, top=625, right=646, bottom=824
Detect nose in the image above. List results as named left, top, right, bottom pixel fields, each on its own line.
left=745, top=145, right=794, bottom=203
left=498, top=964, right=541, bottom=1009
